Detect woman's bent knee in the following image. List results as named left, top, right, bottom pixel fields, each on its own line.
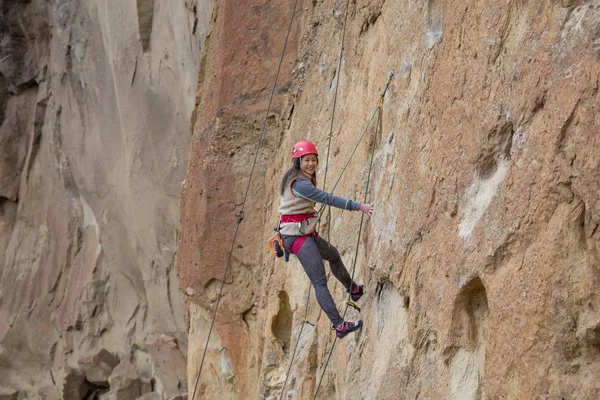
left=312, top=275, right=327, bottom=287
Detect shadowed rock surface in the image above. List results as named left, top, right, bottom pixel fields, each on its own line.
left=0, top=0, right=211, bottom=396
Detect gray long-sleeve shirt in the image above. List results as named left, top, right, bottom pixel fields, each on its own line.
left=291, top=179, right=361, bottom=211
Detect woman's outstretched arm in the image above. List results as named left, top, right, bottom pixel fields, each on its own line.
left=292, top=179, right=372, bottom=217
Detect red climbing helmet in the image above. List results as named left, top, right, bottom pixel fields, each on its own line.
left=291, top=140, right=318, bottom=159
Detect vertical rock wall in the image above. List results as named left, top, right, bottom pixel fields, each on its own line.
left=181, top=0, right=600, bottom=399
left=0, top=0, right=211, bottom=396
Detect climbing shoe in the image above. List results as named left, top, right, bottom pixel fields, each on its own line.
left=349, top=283, right=364, bottom=302
left=335, top=320, right=363, bottom=339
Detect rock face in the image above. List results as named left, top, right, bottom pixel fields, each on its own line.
left=0, top=0, right=211, bottom=395
left=179, top=0, right=600, bottom=399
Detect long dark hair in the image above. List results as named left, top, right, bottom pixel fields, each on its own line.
left=280, top=156, right=318, bottom=195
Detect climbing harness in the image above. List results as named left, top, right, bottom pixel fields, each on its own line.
left=189, top=1, right=300, bottom=399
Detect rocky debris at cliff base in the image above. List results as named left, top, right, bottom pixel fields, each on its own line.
left=85, top=389, right=108, bottom=400
left=145, top=334, right=187, bottom=399
left=164, top=395, right=188, bottom=400
left=62, top=367, right=90, bottom=400
left=100, top=360, right=152, bottom=400
left=35, top=386, right=61, bottom=400
left=77, top=349, right=120, bottom=387
left=53, top=341, right=189, bottom=400
left=0, top=387, right=19, bottom=400
left=136, top=393, right=161, bottom=400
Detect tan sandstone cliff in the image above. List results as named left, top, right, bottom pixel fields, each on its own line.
left=0, top=0, right=210, bottom=398
left=179, top=0, right=600, bottom=399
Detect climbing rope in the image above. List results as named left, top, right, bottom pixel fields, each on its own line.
left=317, top=71, right=394, bottom=216
left=316, top=107, right=378, bottom=218
left=322, top=0, right=351, bottom=193
left=279, top=1, right=351, bottom=398
left=190, top=1, right=300, bottom=399
left=321, top=0, right=352, bottom=243
left=313, top=73, right=392, bottom=400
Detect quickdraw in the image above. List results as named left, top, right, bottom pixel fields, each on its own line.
left=346, top=300, right=361, bottom=313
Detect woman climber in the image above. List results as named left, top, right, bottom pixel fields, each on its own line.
left=278, top=140, right=373, bottom=339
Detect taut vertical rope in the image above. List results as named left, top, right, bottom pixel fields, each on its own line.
left=190, top=1, right=300, bottom=398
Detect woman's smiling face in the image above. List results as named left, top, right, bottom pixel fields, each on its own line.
left=300, top=154, right=318, bottom=176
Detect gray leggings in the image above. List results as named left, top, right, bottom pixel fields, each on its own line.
left=282, top=234, right=353, bottom=326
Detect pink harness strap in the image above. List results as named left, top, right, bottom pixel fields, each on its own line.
left=290, top=235, right=308, bottom=254
left=288, top=230, right=318, bottom=255
left=280, top=213, right=316, bottom=223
